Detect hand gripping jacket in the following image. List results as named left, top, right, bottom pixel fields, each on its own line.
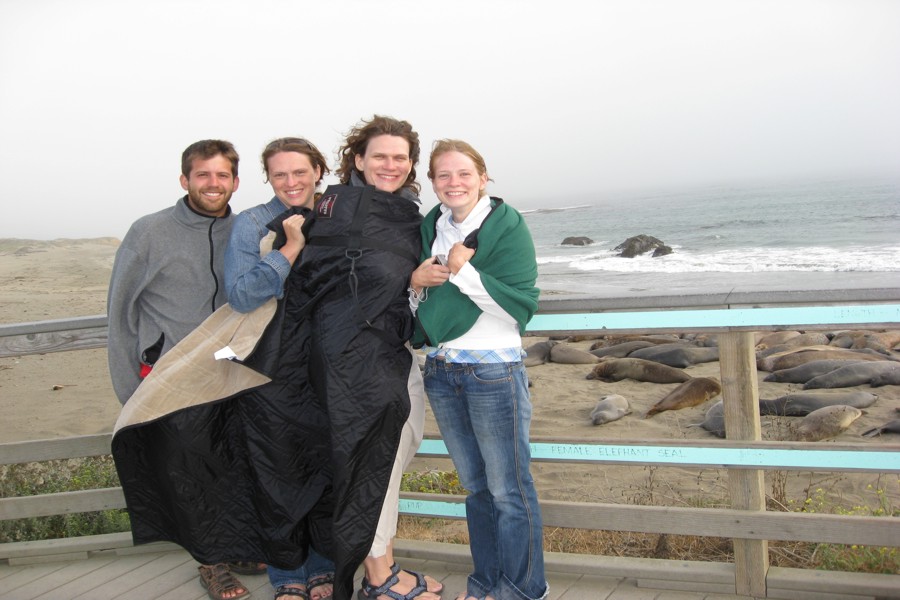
left=112, top=184, right=423, bottom=600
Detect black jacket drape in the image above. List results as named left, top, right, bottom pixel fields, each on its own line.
left=112, top=183, right=423, bottom=599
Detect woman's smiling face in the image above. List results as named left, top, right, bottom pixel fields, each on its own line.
left=431, top=150, right=487, bottom=221
left=354, top=135, right=411, bottom=193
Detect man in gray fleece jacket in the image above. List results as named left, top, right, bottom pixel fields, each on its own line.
left=107, top=139, right=239, bottom=404
left=107, top=138, right=253, bottom=600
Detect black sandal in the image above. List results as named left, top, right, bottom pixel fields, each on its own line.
left=308, top=573, right=335, bottom=600
left=275, top=584, right=310, bottom=600
left=358, top=564, right=428, bottom=600
left=390, top=563, right=443, bottom=594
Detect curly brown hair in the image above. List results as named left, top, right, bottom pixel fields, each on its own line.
left=336, top=115, right=420, bottom=194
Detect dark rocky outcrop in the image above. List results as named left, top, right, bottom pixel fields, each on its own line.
left=615, top=234, right=672, bottom=258
left=561, top=236, right=593, bottom=246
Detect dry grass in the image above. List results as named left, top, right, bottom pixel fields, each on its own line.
left=397, top=468, right=900, bottom=575
left=3, top=458, right=897, bottom=574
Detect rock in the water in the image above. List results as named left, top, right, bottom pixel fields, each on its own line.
left=561, top=236, right=593, bottom=246
left=615, top=234, right=672, bottom=258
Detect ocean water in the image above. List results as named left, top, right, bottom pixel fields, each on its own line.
left=522, top=177, right=900, bottom=295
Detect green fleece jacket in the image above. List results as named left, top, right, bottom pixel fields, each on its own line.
left=414, top=198, right=539, bottom=346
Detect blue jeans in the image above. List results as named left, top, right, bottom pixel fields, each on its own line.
left=423, top=358, right=548, bottom=600
left=268, top=546, right=333, bottom=589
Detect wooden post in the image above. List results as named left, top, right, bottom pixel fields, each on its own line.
left=720, top=331, right=769, bottom=598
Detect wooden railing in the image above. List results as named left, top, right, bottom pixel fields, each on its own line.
left=2, top=287, right=899, bottom=598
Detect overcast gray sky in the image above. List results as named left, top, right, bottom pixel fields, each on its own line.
left=1, top=0, right=898, bottom=240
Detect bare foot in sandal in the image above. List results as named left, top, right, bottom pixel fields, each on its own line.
left=392, top=564, right=442, bottom=594
left=275, top=584, right=309, bottom=599
left=198, top=563, right=249, bottom=600
left=359, top=564, right=441, bottom=600
left=307, top=572, right=334, bottom=600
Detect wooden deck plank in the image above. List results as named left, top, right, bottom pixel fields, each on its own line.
left=152, top=574, right=212, bottom=600
left=70, top=551, right=194, bottom=599
left=767, top=565, right=898, bottom=597
left=108, top=554, right=199, bottom=599
left=605, top=578, right=660, bottom=599
left=554, top=574, right=623, bottom=599
left=0, top=563, right=66, bottom=599
left=29, top=553, right=159, bottom=600
left=3, top=557, right=115, bottom=599
left=656, top=592, right=724, bottom=600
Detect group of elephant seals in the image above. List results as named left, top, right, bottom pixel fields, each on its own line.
left=586, top=357, right=692, bottom=384
left=838, top=330, right=900, bottom=353
left=759, top=332, right=832, bottom=351
left=755, top=331, right=802, bottom=349
left=699, top=393, right=878, bottom=438
left=589, top=340, right=657, bottom=359
left=761, top=347, right=888, bottom=372
left=758, top=391, right=878, bottom=416
left=590, top=335, right=680, bottom=349
left=803, top=361, right=900, bottom=389
left=793, top=405, right=863, bottom=442
left=644, top=377, right=722, bottom=418
left=590, top=394, right=632, bottom=425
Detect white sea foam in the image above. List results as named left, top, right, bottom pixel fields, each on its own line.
left=537, top=245, right=900, bottom=273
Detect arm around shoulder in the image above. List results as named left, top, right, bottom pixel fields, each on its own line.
left=224, top=212, right=292, bottom=313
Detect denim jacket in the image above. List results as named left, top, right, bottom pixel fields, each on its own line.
left=224, top=196, right=292, bottom=313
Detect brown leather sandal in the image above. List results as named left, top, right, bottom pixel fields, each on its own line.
left=198, top=563, right=250, bottom=600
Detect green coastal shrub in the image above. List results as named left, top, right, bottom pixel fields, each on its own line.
left=0, top=456, right=130, bottom=543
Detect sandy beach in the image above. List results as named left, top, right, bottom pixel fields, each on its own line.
left=2, top=238, right=898, bottom=514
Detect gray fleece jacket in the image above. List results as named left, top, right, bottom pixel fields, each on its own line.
left=107, top=196, right=233, bottom=403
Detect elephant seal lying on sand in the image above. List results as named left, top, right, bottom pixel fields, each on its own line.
left=690, top=399, right=726, bottom=438
left=793, top=405, right=863, bottom=442
left=759, top=391, right=877, bottom=416
left=549, top=343, right=600, bottom=364
left=763, top=359, right=867, bottom=384
left=586, top=358, right=692, bottom=384
left=523, top=340, right=557, bottom=367
left=590, top=394, right=632, bottom=425
left=803, top=361, right=900, bottom=389
left=627, top=343, right=719, bottom=368
left=644, top=377, right=721, bottom=418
